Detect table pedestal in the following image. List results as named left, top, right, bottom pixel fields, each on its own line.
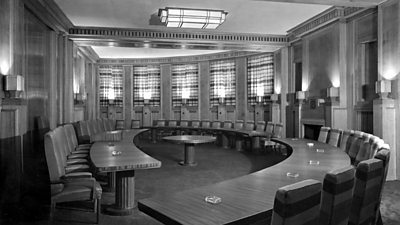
left=151, top=129, right=157, bottom=143
left=235, top=138, right=244, bottom=151
left=107, top=172, right=116, bottom=192
left=252, top=137, right=261, bottom=149
left=222, top=134, right=230, bottom=149
left=106, top=170, right=136, bottom=216
left=179, top=143, right=197, bottom=166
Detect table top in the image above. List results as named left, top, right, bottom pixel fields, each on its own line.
left=146, top=126, right=269, bottom=137
left=90, top=141, right=161, bottom=173
left=162, top=135, right=216, bottom=144
left=138, top=138, right=350, bottom=225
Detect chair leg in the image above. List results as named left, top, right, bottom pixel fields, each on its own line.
left=49, top=201, right=56, bottom=223
left=96, top=199, right=101, bottom=224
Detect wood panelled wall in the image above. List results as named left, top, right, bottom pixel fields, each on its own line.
left=0, top=0, right=77, bottom=207
left=97, top=55, right=281, bottom=126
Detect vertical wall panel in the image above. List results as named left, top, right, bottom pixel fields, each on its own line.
left=161, top=64, right=171, bottom=119
left=199, top=61, right=210, bottom=120
left=236, top=57, right=247, bottom=120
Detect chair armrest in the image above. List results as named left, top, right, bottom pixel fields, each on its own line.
left=67, top=153, right=88, bottom=159
left=65, top=164, right=90, bottom=173
left=66, top=158, right=89, bottom=165
left=62, top=172, right=92, bottom=179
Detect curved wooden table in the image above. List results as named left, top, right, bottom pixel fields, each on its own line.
left=90, top=129, right=161, bottom=216
left=163, top=135, right=216, bottom=166
left=138, top=138, right=350, bottom=225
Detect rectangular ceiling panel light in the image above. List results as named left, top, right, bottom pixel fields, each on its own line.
left=159, top=7, right=228, bottom=29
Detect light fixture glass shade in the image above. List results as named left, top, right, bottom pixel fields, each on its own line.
left=159, top=7, right=227, bottom=29
left=5, top=75, right=24, bottom=91
left=296, top=91, right=305, bottom=100
left=375, top=79, right=391, bottom=98
left=327, top=87, right=339, bottom=98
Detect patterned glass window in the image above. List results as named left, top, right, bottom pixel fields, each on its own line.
left=210, top=60, right=236, bottom=107
left=171, top=64, right=199, bottom=107
left=247, top=54, right=274, bottom=105
left=133, top=65, right=161, bottom=106
left=99, top=65, right=123, bottom=107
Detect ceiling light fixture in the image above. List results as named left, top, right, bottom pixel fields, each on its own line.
left=158, top=7, right=228, bottom=29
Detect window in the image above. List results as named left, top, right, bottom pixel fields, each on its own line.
left=133, top=65, right=161, bottom=106
left=171, top=64, right=199, bottom=107
left=247, top=54, right=274, bottom=105
left=210, top=59, right=236, bottom=106
left=98, top=65, right=123, bottom=107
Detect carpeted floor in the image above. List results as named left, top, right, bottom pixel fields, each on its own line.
left=1, top=138, right=400, bottom=225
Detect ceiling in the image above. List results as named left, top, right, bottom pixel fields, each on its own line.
left=54, top=0, right=349, bottom=58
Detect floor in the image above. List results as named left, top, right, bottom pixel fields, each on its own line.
left=1, top=138, right=399, bottom=225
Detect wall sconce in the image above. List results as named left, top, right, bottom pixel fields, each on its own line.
left=296, top=91, right=306, bottom=101
left=4, top=75, right=24, bottom=98
left=270, top=93, right=279, bottom=102
left=375, top=79, right=391, bottom=99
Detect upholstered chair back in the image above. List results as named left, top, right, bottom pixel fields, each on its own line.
left=234, top=120, right=244, bottom=130
left=318, top=127, right=331, bottom=143
left=156, top=119, right=166, bottom=127
left=167, top=120, right=177, bottom=127
left=349, top=158, right=384, bottom=225
left=201, top=120, right=211, bottom=128
left=115, top=119, right=125, bottom=130
left=265, top=122, right=275, bottom=135
left=244, top=121, right=255, bottom=131
left=212, top=121, right=222, bottom=129
left=131, top=120, right=141, bottom=129
left=180, top=120, right=189, bottom=127
left=256, top=121, right=266, bottom=132
left=271, top=179, right=322, bottom=225
left=374, top=147, right=390, bottom=224
left=62, top=125, right=75, bottom=153
left=320, top=166, right=355, bottom=225
left=327, top=128, right=342, bottom=147
left=96, top=119, right=105, bottom=133
left=65, top=124, right=79, bottom=148
left=223, top=121, right=233, bottom=129
left=369, top=137, right=384, bottom=158
left=191, top=120, right=200, bottom=128
left=44, top=131, right=65, bottom=182
left=348, top=136, right=364, bottom=165
left=339, top=130, right=354, bottom=152
left=273, top=124, right=283, bottom=138
left=354, top=141, right=372, bottom=166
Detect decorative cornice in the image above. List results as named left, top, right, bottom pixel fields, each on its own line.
left=287, top=6, right=368, bottom=41
left=69, top=27, right=288, bottom=51
left=77, top=46, right=99, bottom=63
left=97, top=51, right=263, bottom=65
left=22, top=0, right=73, bottom=33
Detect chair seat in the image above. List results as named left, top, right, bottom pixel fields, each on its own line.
left=52, top=184, right=93, bottom=203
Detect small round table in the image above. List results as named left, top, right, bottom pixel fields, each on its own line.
left=163, top=135, right=216, bottom=166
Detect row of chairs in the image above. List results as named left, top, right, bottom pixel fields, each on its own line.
left=44, top=124, right=102, bottom=224
left=318, top=127, right=387, bottom=166
left=271, top=147, right=390, bottom=225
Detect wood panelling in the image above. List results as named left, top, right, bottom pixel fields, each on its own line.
left=236, top=57, right=247, bottom=120
left=124, top=65, right=132, bottom=127
left=199, top=61, right=210, bottom=120
left=161, top=64, right=171, bottom=120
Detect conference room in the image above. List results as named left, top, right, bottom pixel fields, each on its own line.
left=0, top=0, right=399, bottom=224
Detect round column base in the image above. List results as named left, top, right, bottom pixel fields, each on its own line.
left=105, top=205, right=134, bottom=216
left=179, top=161, right=198, bottom=166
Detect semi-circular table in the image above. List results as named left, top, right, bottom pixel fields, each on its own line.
left=162, top=135, right=216, bottom=166
left=90, top=129, right=161, bottom=216
left=138, top=138, right=351, bottom=225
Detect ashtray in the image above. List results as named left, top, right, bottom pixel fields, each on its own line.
left=307, top=143, right=314, bottom=147
left=286, top=172, right=299, bottom=178
left=111, top=150, right=122, bottom=156
left=205, top=196, right=222, bottom=204
left=316, top=149, right=325, bottom=153
left=308, top=160, right=320, bottom=165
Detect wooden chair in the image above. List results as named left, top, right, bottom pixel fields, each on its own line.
left=374, top=146, right=390, bottom=225
left=178, top=120, right=190, bottom=135
left=319, top=166, right=355, bottom=225
left=268, top=123, right=284, bottom=153
left=349, top=158, right=384, bottom=225
left=271, top=179, right=322, bottom=225
left=265, top=121, right=275, bottom=136
left=115, top=119, right=125, bottom=130
left=221, top=121, right=233, bottom=148
left=347, top=132, right=365, bottom=165
left=131, top=119, right=141, bottom=129
left=189, top=120, right=200, bottom=135
left=200, top=120, right=211, bottom=135
left=339, top=130, right=354, bottom=152
left=233, top=120, right=245, bottom=151
left=318, top=126, right=331, bottom=143
left=327, top=128, right=342, bottom=147
left=256, top=121, right=266, bottom=132
left=354, top=141, right=372, bottom=166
